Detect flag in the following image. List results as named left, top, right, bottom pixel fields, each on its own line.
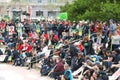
left=0, top=22, right=6, bottom=29
left=88, top=29, right=91, bottom=39
left=4, top=15, right=10, bottom=22
left=36, top=25, right=40, bottom=33
left=58, top=12, right=68, bottom=20
left=79, top=27, right=82, bottom=36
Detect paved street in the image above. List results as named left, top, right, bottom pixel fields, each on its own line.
left=0, top=63, right=53, bottom=80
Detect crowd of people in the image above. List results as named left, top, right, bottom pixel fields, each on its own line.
left=0, top=18, right=120, bottom=80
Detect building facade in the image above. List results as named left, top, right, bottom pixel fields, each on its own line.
left=0, top=0, right=73, bottom=20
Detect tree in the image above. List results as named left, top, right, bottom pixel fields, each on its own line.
left=61, top=0, right=120, bottom=21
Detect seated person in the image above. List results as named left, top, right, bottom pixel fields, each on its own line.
left=50, top=57, right=64, bottom=79
left=72, top=53, right=84, bottom=72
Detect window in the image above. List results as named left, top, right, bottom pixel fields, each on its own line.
left=12, top=0, right=20, bottom=2
left=38, top=0, right=42, bottom=3
left=48, top=11, right=56, bottom=17
left=36, top=11, right=43, bottom=16
left=27, top=0, right=31, bottom=3
left=49, top=0, right=56, bottom=3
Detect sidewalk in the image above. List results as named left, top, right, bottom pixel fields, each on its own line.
left=0, top=63, right=53, bottom=80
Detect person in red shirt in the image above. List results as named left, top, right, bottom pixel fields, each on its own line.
left=50, top=32, right=59, bottom=45
left=22, top=42, right=29, bottom=51
left=41, top=32, right=49, bottom=45
left=53, top=35, right=59, bottom=42
left=28, top=32, right=32, bottom=37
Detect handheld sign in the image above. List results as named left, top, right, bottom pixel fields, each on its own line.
left=9, top=26, right=14, bottom=35
left=109, top=68, right=120, bottom=80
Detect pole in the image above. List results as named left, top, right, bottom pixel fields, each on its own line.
left=110, top=38, right=112, bottom=51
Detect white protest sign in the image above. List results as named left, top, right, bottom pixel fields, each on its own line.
left=109, top=68, right=120, bottom=80
left=9, top=26, right=14, bottom=35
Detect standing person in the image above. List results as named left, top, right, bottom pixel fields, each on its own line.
left=27, top=53, right=36, bottom=69
left=19, top=51, right=26, bottom=66
left=50, top=31, right=59, bottom=46
left=102, top=21, right=109, bottom=35
left=82, top=21, right=89, bottom=37
left=36, top=21, right=41, bottom=34
left=41, top=31, right=49, bottom=45
left=82, top=36, right=92, bottom=55
left=77, top=21, right=83, bottom=37
left=3, top=47, right=12, bottom=63
left=17, top=20, right=23, bottom=37
left=12, top=47, right=20, bottom=66
left=111, top=31, right=120, bottom=50
left=52, top=21, right=58, bottom=35
left=96, top=20, right=103, bottom=35
left=58, top=21, right=64, bottom=39
left=89, top=20, right=95, bottom=34
left=64, top=21, right=70, bottom=34
left=43, top=20, right=48, bottom=34
left=109, top=19, right=116, bottom=35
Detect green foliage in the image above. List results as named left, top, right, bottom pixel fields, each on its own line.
left=61, top=0, right=120, bottom=21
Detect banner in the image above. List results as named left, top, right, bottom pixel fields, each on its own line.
left=0, top=55, right=6, bottom=61
left=58, top=12, right=68, bottom=20
left=9, top=26, right=14, bottom=35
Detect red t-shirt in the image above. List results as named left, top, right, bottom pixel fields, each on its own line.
left=78, top=44, right=84, bottom=51
left=54, top=35, right=59, bottom=41
left=26, top=45, right=32, bottom=53
left=17, top=44, right=23, bottom=51
left=0, top=22, right=6, bottom=29
left=32, top=39, right=36, bottom=43
left=42, top=33, right=49, bottom=40
left=28, top=32, right=33, bottom=37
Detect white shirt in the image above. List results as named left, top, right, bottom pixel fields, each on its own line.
left=112, top=35, right=120, bottom=45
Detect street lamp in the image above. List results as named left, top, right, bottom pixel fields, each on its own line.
left=12, top=8, right=16, bottom=20
left=12, top=8, right=16, bottom=12
left=6, top=7, right=9, bottom=15
left=19, top=8, right=22, bottom=21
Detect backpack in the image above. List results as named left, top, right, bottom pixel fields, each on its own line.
left=64, top=70, right=70, bottom=80
left=40, top=64, right=51, bottom=76
left=99, top=71, right=108, bottom=80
